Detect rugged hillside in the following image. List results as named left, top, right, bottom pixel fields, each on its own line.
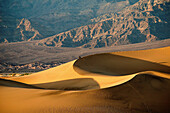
left=0, top=0, right=169, bottom=48
left=0, top=0, right=137, bottom=43
left=36, top=0, right=170, bottom=48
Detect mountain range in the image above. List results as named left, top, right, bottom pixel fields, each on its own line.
left=0, top=0, right=170, bottom=48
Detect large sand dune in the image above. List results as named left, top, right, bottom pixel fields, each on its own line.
left=0, top=46, right=170, bottom=113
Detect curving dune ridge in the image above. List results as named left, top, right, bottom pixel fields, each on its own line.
left=0, top=46, right=170, bottom=113
left=3, top=46, right=170, bottom=90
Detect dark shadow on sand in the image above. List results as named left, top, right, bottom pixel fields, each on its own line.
left=0, top=78, right=100, bottom=91
left=73, top=53, right=170, bottom=76
left=0, top=78, right=43, bottom=89
left=33, top=78, right=100, bottom=90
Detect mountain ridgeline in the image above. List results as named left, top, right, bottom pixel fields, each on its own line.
left=0, top=0, right=170, bottom=48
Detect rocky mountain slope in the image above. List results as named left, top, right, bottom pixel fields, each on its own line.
left=0, top=0, right=138, bottom=43
left=36, top=0, right=170, bottom=48
left=0, top=0, right=169, bottom=48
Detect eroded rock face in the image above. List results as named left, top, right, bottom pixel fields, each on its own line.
left=0, top=0, right=136, bottom=43
left=36, top=0, right=170, bottom=48
left=17, top=18, right=42, bottom=41
left=0, top=0, right=170, bottom=48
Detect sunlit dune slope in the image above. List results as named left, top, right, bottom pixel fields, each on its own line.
left=3, top=60, right=135, bottom=90
left=0, top=72, right=170, bottom=113
left=2, top=46, right=170, bottom=90
left=113, top=46, right=170, bottom=67
left=0, top=46, right=170, bottom=113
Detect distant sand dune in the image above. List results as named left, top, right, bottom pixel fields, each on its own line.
left=0, top=46, right=170, bottom=113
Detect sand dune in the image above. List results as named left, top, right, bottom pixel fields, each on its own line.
left=0, top=46, right=170, bottom=113
left=3, top=46, right=170, bottom=90
left=2, top=59, right=136, bottom=90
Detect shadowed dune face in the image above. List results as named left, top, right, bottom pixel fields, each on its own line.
left=0, top=78, right=42, bottom=89
left=73, top=53, right=170, bottom=76
left=0, top=78, right=100, bottom=90
left=33, top=78, right=100, bottom=90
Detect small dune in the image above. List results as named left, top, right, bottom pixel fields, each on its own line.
left=0, top=46, right=170, bottom=113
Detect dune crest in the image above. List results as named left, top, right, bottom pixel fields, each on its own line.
left=1, top=46, right=170, bottom=91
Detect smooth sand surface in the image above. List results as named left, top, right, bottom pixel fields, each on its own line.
left=0, top=46, right=170, bottom=113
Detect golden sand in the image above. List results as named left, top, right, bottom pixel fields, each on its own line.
left=0, top=46, right=170, bottom=113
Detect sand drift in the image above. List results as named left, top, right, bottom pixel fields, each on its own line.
left=1, top=47, right=170, bottom=91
